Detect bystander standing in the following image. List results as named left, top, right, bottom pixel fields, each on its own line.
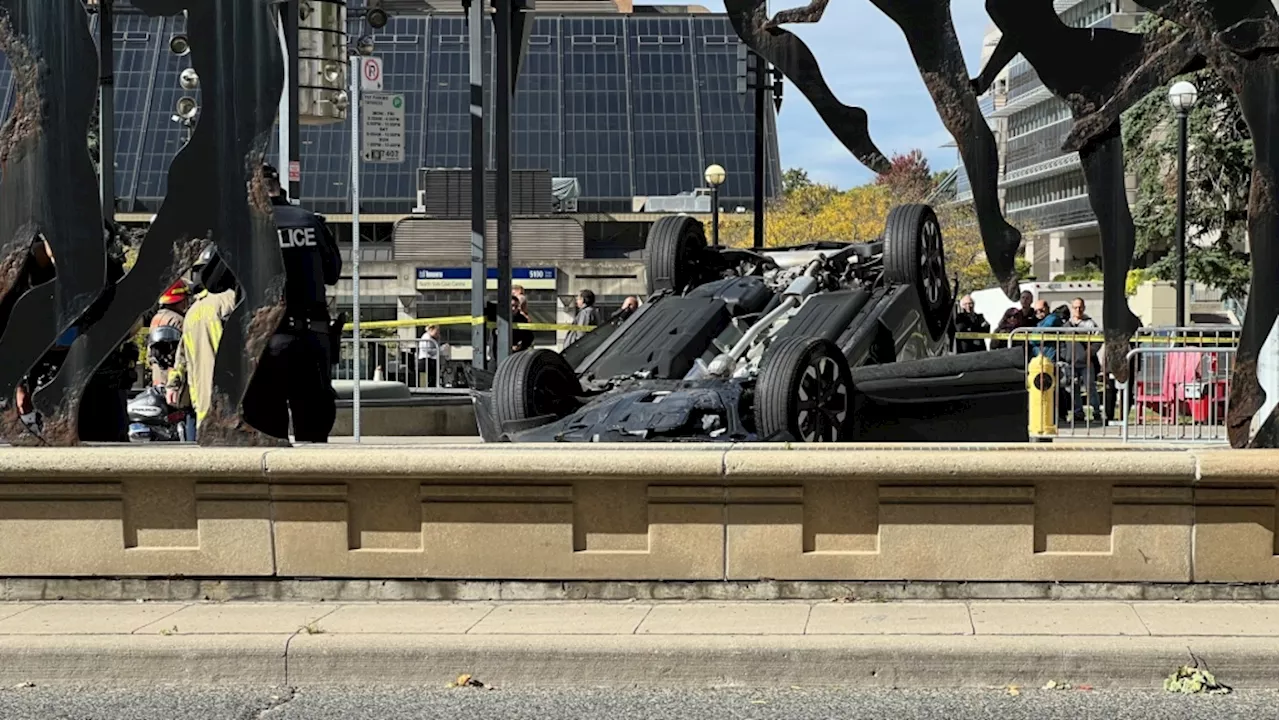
left=954, top=295, right=990, bottom=353
left=1065, top=297, right=1101, bottom=420
left=564, top=289, right=606, bottom=346
left=610, top=296, right=640, bottom=323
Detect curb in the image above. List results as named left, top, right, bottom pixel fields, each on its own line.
left=0, top=634, right=1273, bottom=689
left=4, top=579, right=1274, bottom=603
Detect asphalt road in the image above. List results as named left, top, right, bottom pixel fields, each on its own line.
left=0, top=685, right=1273, bottom=720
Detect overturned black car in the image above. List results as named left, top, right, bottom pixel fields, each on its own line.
left=473, top=203, right=1028, bottom=443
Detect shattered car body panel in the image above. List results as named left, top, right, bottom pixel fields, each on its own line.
left=495, top=380, right=752, bottom=443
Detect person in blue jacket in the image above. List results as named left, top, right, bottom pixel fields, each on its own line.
left=1029, top=299, right=1068, bottom=361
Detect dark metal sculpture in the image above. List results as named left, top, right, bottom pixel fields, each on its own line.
left=0, top=0, right=286, bottom=445
left=724, top=0, right=891, bottom=174
left=732, top=0, right=1278, bottom=447
left=735, top=0, right=1026, bottom=297
left=0, top=1, right=108, bottom=442
left=1058, top=0, right=1277, bottom=447
left=1121, top=1, right=1280, bottom=448
left=974, top=0, right=1207, bottom=379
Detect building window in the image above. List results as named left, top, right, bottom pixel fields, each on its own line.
left=1009, top=99, right=1072, bottom=139
left=1060, top=0, right=1113, bottom=28
left=1005, top=169, right=1089, bottom=211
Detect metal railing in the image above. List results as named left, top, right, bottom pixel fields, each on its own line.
left=336, top=337, right=453, bottom=389
left=1134, top=324, right=1241, bottom=349
left=1121, top=347, right=1236, bottom=443
left=1004, top=324, right=1241, bottom=442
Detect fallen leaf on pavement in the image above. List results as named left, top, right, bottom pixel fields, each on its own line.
left=1164, top=665, right=1230, bottom=695
left=1006, top=685, right=1020, bottom=697
left=449, top=674, right=485, bottom=689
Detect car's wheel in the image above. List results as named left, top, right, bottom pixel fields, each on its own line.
left=493, top=349, right=581, bottom=427
left=884, top=203, right=951, bottom=340
left=754, top=337, right=854, bottom=442
left=645, top=215, right=707, bottom=296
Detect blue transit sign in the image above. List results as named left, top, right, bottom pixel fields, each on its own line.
left=416, top=267, right=557, bottom=290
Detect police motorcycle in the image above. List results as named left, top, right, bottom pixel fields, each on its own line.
left=127, top=325, right=189, bottom=442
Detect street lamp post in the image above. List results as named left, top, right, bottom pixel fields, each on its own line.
left=1168, top=80, right=1198, bottom=328
left=704, top=164, right=726, bottom=248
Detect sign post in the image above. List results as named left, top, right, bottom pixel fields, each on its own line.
left=276, top=8, right=290, bottom=203
left=349, top=54, right=363, bottom=442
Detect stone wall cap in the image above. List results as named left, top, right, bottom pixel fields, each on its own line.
left=0, top=445, right=1269, bottom=486
left=261, top=445, right=731, bottom=479
left=0, top=447, right=270, bottom=478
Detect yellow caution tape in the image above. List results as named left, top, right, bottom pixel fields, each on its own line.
left=954, top=331, right=1238, bottom=344
left=343, top=315, right=594, bottom=332
left=343, top=318, right=1236, bottom=344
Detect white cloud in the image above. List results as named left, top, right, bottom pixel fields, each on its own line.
left=646, top=0, right=994, bottom=188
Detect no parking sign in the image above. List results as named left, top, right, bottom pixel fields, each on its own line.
left=360, top=57, right=383, bottom=92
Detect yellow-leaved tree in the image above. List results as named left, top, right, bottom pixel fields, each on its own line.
left=721, top=180, right=892, bottom=248
left=725, top=154, right=1033, bottom=296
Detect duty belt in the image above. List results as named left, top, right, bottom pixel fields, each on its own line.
left=281, top=317, right=331, bottom=334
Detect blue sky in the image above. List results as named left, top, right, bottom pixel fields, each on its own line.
left=651, top=1, right=992, bottom=189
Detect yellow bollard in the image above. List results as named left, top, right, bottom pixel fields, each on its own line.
left=1027, top=354, right=1057, bottom=439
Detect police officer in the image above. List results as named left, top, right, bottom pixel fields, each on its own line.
left=242, top=164, right=341, bottom=443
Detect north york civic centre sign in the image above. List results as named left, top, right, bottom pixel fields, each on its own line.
left=415, top=267, right=558, bottom=291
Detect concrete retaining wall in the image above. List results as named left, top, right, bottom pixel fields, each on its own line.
left=331, top=397, right=476, bottom=436
left=0, top=445, right=1273, bottom=583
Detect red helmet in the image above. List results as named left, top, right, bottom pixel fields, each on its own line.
left=158, top=280, right=189, bottom=306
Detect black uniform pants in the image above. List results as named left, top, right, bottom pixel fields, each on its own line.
left=243, top=328, right=335, bottom=442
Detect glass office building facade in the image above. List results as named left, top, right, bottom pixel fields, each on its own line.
left=0, top=4, right=781, bottom=216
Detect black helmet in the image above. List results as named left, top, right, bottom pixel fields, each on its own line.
left=148, top=325, right=183, bottom=347
left=193, top=244, right=230, bottom=293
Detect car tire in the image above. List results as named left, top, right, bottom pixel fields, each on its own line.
left=493, top=349, right=581, bottom=427
left=884, top=203, right=951, bottom=340
left=645, top=215, right=707, bottom=296
left=755, top=337, right=854, bottom=442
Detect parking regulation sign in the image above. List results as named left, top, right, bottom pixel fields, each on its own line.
left=361, top=92, right=405, bottom=163
left=360, top=57, right=383, bottom=92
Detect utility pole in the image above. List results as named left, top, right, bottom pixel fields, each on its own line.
left=739, top=45, right=772, bottom=249
left=284, top=0, right=302, bottom=201
left=491, top=0, right=534, bottom=364
left=752, top=54, right=765, bottom=250
left=464, top=0, right=487, bottom=371
left=348, top=54, right=363, bottom=441
left=494, top=0, right=514, bottom=365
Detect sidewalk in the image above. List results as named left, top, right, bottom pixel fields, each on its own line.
left=0, top=600, right=1273, bottom=689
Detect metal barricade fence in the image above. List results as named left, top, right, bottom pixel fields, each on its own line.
left=337, top=337, right=450, bottom=389
left=1121, top=347, right=1236, bottom=443
left=1134, top=325, right=1241, bottom=350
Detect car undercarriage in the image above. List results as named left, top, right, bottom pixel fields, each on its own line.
left=473, top=204, right=1029, bottom=444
